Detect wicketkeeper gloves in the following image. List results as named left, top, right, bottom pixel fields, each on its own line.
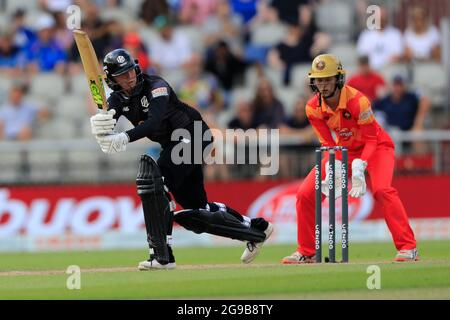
left=349, top=158, right=367, bottom=198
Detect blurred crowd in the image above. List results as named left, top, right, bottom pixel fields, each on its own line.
left=0, top=0, right=448, bottom=180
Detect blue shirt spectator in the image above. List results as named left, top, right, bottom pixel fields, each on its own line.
left=26, top=14, right=67, bottom=73
left=0, top=31, right=27, bottom=72
left=0, top=83, right=42, bottom=141
left=11, top=9, right=37, bottom=52
left=373, top=75, right=431, bottom=131
left=230, top=0, right=257, bottom=24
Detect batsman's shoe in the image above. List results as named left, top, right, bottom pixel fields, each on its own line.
left=138, top=259, right=175, bottom=270
left=240, top=222, right=274, bottom=264
left=394, top=248, right=419, bottom=262
left=138, top=247, right=177, bottom=270
left=281, top=251, right=316, bottom=264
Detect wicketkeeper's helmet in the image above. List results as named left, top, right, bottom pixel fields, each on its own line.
left=308, top=54, right=346, bottom=93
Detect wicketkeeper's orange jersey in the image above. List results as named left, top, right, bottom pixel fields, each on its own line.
left=305, top=85, right=394, bottom=161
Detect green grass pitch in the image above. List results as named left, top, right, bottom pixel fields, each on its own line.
left=0, top=240, right=449, bottom=299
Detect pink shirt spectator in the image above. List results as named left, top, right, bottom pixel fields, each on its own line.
left=180, top=0, right=218, bottom=25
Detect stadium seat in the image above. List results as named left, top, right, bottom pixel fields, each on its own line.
left=70, top=73, right=91, bottom=96
left=379, top=63, right=410, bottom=83
left=29, top=73, right=66, bottom=103
left=329, top=43, right=358, bottom=68
left=138, top=26, right=160, bottom=49
left=122, top=0, right=144, bottom=16
left=275, top=87, right=302, bottom=114
left=176, top=25, right=205, bottom=54
left=5, top=0, right=38, bottom=14
left=66, top=149, right=103, bottom=182
left=245, top=66, right=283, bottom=89
left=290, top=63, right=312, bottom=89
left=250, top=23, right=286, bottom=47
left=53, top=94, right=89, bottom=123
left=161, top=68, right=187, bottom=88
left=316, top=1, right=354, bottom=42
left=34, top=120, right=78, bottom=140
left=230, top=86, right=254, bottom=109
left=0, top=150, right=23, bottom=183
left=28, top=150, right=63, bottom=182
left=99, top=7, right=134, bottom=25
left=106, top=149, right=142, bottom=181
left=413, top=62, right=447, bottom=107
left=0, top=78, right=13, bottom=104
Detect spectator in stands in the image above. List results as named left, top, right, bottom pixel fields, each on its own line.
left=122, top=32, right=151, bottom=73
left=0, top=29, right=27, bottom=76
left=102, top=19, right=126, bottom=54
left=279, top=95, right=315, bottom=140
left=205, top=40, right=247, bottom=93
left=149, top=15, right=193, bottom=71
left=250, top=78, right=285, bottom=128
left=357, top=6, right=403, bottom=69
left=267, top=18, right=315, bottom=85
left=243, top=0, right=278, bottom=64
left=0, top=82, right=48, bottom=141
left=179, top=0, right=218, bottom=26
left=53, top=10, right=74, bottom=50
left=229, top=0, right=258, bottom=25
left=279, top=95, right=316, bottom=178
left=227, top=99, right=260, bottom=179
left=39, top=0, right=74, bottom=13
left=67, top=19, right=108, bottom=74
left=228, top=99, right=256, bottom=130
left=373, top=75, right=431, bottom=132
left=203, top=0, right=244, bottom=54
left=140, top=0, right=170, bottom=25
left=10, top=9, right=37, bottom=52
left=26, top=14, right=67, bottom=73
left=177, top=54, right=224, bottom=114
left=347, top=55, right=387, bottom=102
left=403, top=5, right=441, bottom=62
left=270, top=0, right=310, bottom=26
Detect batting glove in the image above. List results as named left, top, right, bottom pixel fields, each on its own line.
left=90, top=109, right=116, bottom=135
left=349, top=158, right=367, bottom=198
left=96, top=132, right=129, bottom=154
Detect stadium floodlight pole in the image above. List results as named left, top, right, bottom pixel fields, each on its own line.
left=315, top=148, right=322, bottom=263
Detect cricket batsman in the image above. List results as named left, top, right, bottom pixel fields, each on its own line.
left=89, top=49, right=273, bottom=270
left=282, top=54, right=418, bottom=263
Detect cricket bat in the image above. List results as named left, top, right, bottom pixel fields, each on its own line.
left=73, top=29, right=108, bottom=111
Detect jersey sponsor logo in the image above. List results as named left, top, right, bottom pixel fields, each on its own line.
left=338, top=128, right=353, bottom=141
left=359, top=109, right=373, bottom=121
left=151, top=87, right=169, bottom=98
left=343, top=110, right=352, bottom=120
left=141, top=96, right=149, bottom=108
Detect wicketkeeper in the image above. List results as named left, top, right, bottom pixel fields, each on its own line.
left=90, top=49, right=273, bottom=270
left=282, top=54, right=418, bottom=264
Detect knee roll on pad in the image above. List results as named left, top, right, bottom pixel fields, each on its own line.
left=174, top=208, right=266, bottom=243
